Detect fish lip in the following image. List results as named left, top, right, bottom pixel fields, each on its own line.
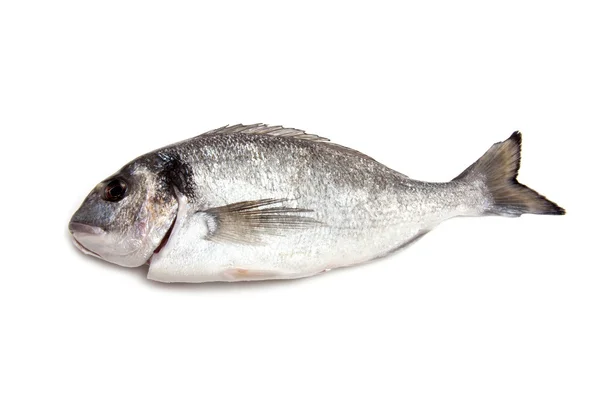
left=69, top=222, right=106, bottom=236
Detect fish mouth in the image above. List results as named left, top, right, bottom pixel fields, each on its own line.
left=70, top=233, right=103, bottom=259
left=69, top=222, right=105, bottom=258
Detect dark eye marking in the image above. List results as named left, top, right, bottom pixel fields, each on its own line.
left=103, top=179, right=127, bottom=202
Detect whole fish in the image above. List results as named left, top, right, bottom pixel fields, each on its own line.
left=69, top=124, right=565, bottom=283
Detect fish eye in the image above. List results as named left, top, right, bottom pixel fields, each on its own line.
left=103, top=179, right=127, bottom=202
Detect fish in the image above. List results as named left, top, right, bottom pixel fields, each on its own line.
left=69, top=124, right=565, bottom=283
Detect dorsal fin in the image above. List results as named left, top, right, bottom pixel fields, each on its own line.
left=200, top=123, right=380, bottom=162
left=201, top=123, right=331, bottom=143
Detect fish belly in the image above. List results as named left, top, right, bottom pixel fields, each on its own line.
left=147, top=219, right=432, bottom=283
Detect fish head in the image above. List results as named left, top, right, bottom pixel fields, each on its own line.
left=69, top=160, right=178, bottom=267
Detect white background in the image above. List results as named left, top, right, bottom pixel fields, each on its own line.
left=1, top=1, right=598, bottom=399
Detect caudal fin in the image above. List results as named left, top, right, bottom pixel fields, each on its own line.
left=453, top=131, right=565, bottom=217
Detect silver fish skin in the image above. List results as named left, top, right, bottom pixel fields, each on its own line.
left=69, top=124, right=565, bottom=283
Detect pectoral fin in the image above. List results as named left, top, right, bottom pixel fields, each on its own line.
left=201, top=198, right=324, bottom=244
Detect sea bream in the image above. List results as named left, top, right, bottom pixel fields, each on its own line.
left=69, top=124, right=565, bottom=283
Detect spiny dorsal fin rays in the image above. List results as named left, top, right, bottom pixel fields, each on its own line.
left=201, top=123, right=331, bottom=143
left=201, top=198, right=325, bottom=244
left=200, top=123, right=381, bottom=163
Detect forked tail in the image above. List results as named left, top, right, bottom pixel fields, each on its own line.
left=453, top=131, right=565, bottom=217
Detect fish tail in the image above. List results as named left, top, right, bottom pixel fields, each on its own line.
left=453, top=131, right=565, bottom=217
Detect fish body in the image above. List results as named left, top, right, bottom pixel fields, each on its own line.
left=69, top=124, right=564, bottom=283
